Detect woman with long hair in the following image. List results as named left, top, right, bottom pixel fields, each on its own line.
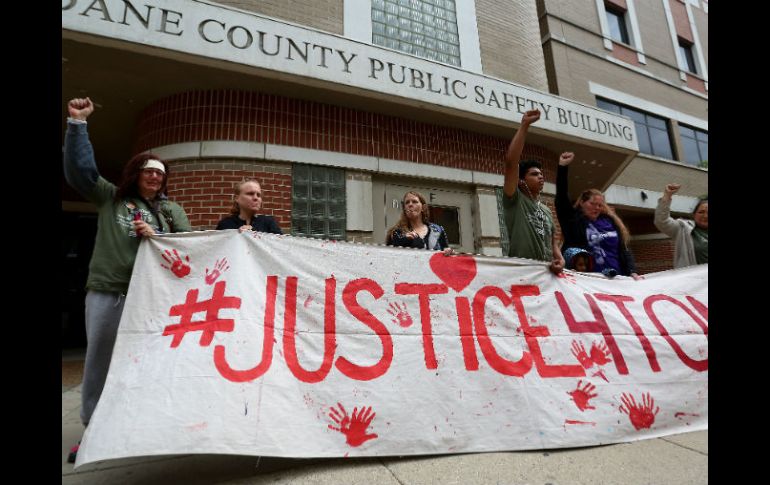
left=556, top=152, right=641, bottom=279
left=386, top=191, right=453, bottom=255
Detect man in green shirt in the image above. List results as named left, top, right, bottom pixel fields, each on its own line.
left=502, top=109, right=564, bottom=274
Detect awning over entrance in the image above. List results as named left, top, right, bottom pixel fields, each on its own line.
left=63, top=0, right=638, bottom=196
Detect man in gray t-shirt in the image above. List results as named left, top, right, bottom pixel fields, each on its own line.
left=502, top=109, right=564, bottom=274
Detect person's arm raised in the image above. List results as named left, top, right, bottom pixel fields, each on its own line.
left=503, top=109, right=540, bottom=197
left=63, top=97, right=100, bottom=197
left=653, top=183, right=682, bottom=237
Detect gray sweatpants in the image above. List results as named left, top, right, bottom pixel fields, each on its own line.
left=80, top=290, right=125, bottom=426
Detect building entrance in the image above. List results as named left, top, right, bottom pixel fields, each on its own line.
left=375, top=181, right=475, bottom=253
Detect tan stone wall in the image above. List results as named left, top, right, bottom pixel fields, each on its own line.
left=475, top=0, right=548, bottom=91
left=669, top=0, right=693, bottom=42
left=537, top=1, right=708, bottom=197
left=214, top=0, right=344, bottom=35
left=635, top=1, right=679, bottom=66
left=613, top=156, right=708, bottom=197
left=550, top=21, right=677, bottom=95
left=547, top=43, right=707, bottom=120
left=541, top=0, right=603, bottom=34
left=539, top=0, right=707, bottom=93
left=541, top=42, right=560, bottom=94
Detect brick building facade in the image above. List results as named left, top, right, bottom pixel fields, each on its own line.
left=62, top=0, right=706, bottom=345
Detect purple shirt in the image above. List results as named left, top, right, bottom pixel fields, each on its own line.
left=585, top=216, right=621, bottom=273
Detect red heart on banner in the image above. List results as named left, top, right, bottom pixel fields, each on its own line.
left=429, top=253, right=477, bottom=292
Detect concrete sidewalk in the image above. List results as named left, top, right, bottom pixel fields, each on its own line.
left=62, top=382, right=707, bottom=485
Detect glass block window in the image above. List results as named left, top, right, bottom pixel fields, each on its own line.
left=597, top=98, right=674, bottom=160
left=496, top=188, right=510, bottom=257
left=292, top=164, right=346, bottom=240
left=372, top=0, right=461, bottom=66
left=678, top=124, right=708, bottom=167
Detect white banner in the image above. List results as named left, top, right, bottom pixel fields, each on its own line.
left=76, top=230, right=707, bottom=466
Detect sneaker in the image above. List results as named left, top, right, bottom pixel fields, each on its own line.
left=67, top=442, right=80, bottom=463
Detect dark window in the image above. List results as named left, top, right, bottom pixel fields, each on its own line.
left=429, top=205, right=460, bottom=245
left=678, top=124, right=708, bottom=167
left=597, top=98, right=674, bottom=159
left=62, top=212, right=97, bottom=349
left=678, top=38, right=698, bottom=74
left=605, top=5, right=630, bottom=44
left=292, top=164, right=346, bottom=240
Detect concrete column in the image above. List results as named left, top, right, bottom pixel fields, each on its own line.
left=668, top=119, right=685, bottom=163
left=346, top=171, right=374, bottom=243
left=473, top=186, right=503, bottom=256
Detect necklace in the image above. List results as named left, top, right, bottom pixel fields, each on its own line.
left=520, top=182, right=549, bottom=246
left=408, top=219, right=428, bottom=236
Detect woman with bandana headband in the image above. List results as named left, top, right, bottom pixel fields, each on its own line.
left=63, top=97, right=192, bottom=462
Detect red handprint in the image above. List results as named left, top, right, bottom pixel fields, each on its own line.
left=205, top=257, right=230, bottom=285
left=327, top=403, right=378, bottom=447
left=568, top=380, right=598, bottom=411
left=386, top=302, right=413, bottom=327
left=619, top=392, right=660, bottom=431
left=160, top=249, right=191, bottom=278
left=557, top=272, right=577, bottom=284
left=572, top=340, right=613, bottom=379
left=571, top=340, right=593, bottom=369
left=590, top=341, right=612, bottom=366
